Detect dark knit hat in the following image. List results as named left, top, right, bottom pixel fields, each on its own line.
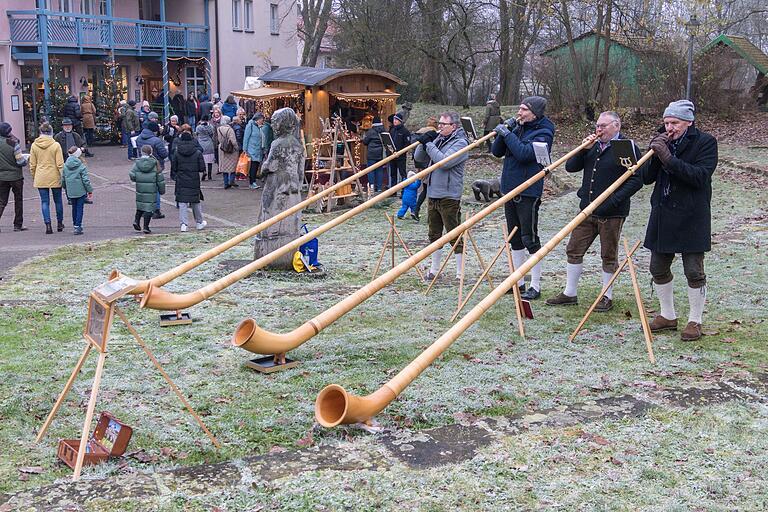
left=147, top=121, right=159, bottom=133
left=0, top=122, right=12, bottom=137
left=663, top=100, right=695, bottom=121
left=393, top=113, right=404, bottom=123
left=521, top=96, right=547, bottom=118
left=372, top=116, right=381, bottom=124
left=128, top=99, right=136, bottom=106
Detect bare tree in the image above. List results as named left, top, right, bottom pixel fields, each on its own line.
left=299, top=0, right=334, bottom=67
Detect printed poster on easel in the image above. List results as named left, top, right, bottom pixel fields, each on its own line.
left=84, top=293, right=114, bottom=352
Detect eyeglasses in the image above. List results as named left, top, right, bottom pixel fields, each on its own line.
left=437, top=122, right=454, bottom=127
left=595, top=121, right=617, bottom=129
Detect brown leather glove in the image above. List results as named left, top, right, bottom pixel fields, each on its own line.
left=649, top=133, right=672, bottom=166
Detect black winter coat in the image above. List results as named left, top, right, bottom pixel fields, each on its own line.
left=640, top=125, right=718, bottom=253
left=566, top=134, right=643, bottom=218
left=171, top=135, right=205, bottom=204
left=63, top=97, right=82, bottom=127
left=390, top=124, right=411, bottom=162
left=363, top=123, right=385, bottom=160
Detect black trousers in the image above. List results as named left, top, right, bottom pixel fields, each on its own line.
left=0, top=179, right=24, bottom=228
left=249, top=160, right=261, bottom=184
left=505, top=196, right=541, bottom=252
left=414, top=177, right=428, bottom=214
left=389, top=158, right=406, bottom=189
left=134, top=210, right=152, bottom=229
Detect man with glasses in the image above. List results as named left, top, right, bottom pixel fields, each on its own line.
left=546, top=111, right=642, bottom=311
left=492, top=96, right=555, bottom=300
left=414, top=111, right=469, bottom=280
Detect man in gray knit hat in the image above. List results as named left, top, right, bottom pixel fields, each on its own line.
left=638, top=99, right=718, bottom=341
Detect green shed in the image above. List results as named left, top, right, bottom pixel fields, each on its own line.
left=699, top=34, right=768, bottom=107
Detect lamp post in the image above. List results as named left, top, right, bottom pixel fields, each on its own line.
left=685, top=14, right=701, bottom=100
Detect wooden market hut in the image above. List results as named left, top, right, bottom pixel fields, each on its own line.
left=231, top=66, right=406, bottom=142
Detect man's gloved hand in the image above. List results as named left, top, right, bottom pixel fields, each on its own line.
left=494, top=123, right=510, bottom=138
left=649, top=133, right=672, bottom=166
left=418, top=130, right=438, bottom=145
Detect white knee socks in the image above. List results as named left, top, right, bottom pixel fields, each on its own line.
left=602, top=271, right=614, bottom=299
left=431, top=249, right=442, bottom=274
left=530, top=260, right=542, bottom=291
left=654, top=280, right=677, bottom=320
left=564, top=263, right=583, bottom=297
left=511, top=249, right=527, bottom=287
left=688, top=286, right=706, bottom=324
left=455, top=253, right=464, bottom=279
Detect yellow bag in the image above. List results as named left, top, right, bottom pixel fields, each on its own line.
left=235, top=152, right=250, bottom=177
left=292, top=251, right=316, bottom=273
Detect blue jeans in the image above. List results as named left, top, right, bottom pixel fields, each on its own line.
left=223, top=172, right=236, bottom=186
left=155, top=191, right=161, bottom=211
left=38, top=187, right=63, bottom=224
left=367, top=158, right=383, bottom=192
left=187, top=115, right=196, bottom=128
left=70, top=195, right=86, bottom=227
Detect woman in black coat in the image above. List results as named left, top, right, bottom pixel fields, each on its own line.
left=171, top=130, right=207, bottom=231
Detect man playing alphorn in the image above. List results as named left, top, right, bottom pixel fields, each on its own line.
left=546, top=111, right=642, bottom=312
left=641, top=100, right=718, bottom=341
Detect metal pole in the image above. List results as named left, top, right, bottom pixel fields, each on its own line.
left=160, top=0, right=170, bottom=122
left=38, top=1, right=51, bottom=117
left=686, top=32, right=694, bottom=100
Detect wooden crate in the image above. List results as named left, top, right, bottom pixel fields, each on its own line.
left=58, top=412, right=133, bottom=470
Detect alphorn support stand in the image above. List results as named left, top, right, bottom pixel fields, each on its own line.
left=371, top=214, right=425, bottom=281
left=452, top=225, right=519, bottom=322
left=424, top=211, right=494, bottom=297
left=159, top=309, right=192, bottom=327
left=503, top=224, right=527, bottom=338
left=568, top=238, right=655, bottom=363
left=36, top=275, right=220, bottom=481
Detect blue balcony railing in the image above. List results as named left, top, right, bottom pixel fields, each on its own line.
left=8, top=10, right=208, bottom=53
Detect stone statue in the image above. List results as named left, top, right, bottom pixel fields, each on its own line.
left=253, top=108, right=305, bottom=269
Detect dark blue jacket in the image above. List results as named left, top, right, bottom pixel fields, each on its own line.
left=491, top=116, right=555, bottom=198
left=135, top=128, right=169, bottom=170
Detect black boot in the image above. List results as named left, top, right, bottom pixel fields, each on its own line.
left=152, top=209, right=165, bottom=219
left=45, top=223, right=53, bottom=234
left=57, top=221, right=65, bottom=232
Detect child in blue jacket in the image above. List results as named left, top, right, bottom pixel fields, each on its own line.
left=397, top=170, right=421, bottom=220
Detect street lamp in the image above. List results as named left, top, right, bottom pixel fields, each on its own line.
left=685, top=14, right=701, bottom=100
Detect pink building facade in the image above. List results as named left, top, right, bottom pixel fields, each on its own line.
left=1, top=0, right=296, bottom=145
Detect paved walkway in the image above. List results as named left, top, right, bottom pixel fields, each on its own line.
left=0, top=145, right=262, bottom=277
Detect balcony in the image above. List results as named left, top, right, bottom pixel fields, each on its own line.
left=8, top=10, right=209, bottom=58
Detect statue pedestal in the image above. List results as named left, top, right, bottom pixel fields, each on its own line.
left=253, top=233, right=299, bottom=270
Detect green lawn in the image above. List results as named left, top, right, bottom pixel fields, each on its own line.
left=1, top=142, right=767, bottom=510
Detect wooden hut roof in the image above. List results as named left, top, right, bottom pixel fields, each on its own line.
left=701, top=34, right=768, bottom=75
left=257, top=66, right=406, bottom=86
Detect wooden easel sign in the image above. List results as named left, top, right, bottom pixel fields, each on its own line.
left=84, top=293, right=114, bottom=352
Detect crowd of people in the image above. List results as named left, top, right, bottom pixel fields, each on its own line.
left=0, top=91, right=274, bottom=236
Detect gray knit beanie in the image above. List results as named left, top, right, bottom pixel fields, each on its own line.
left=663, top=100, right=695, bottom=121
left=521, top=96, right=547, bottom=118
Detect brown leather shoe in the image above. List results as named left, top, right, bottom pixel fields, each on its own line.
left=546, top=292, right=578, bottom=306
left=594, top=296, right=613, bottom=312
left=649, top=315, right=678, bottom=332
left=681, top=321, right=702, bottom=341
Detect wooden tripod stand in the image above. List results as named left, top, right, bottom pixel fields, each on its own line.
left=371, top=213, right=424, bottom=281
left=36, top=278, right=220, bottom=481
left=569, top=238, right=655, bottom=363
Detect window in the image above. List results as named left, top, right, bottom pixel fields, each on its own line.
left=245, top=66, right=254, bottom=78
left=185, top=66, right=207, bottom=97
left=59, top=0, right=73, bottom=12
left=244, top=0, right=253, bottom=31
left=232, top=0, right=241, bottom=30
left=80, top=0, right=92, bottom=14
left=270, top=3, right=279, bottom=35
left=98, top=0, right=108, bottom=15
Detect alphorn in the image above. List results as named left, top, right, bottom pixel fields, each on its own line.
left=232, top=139, right=595, bottom=355
left=140, top=134, right=495, bottom=310
left=122, top=142, right=419, bottom=295
left=314, top=149, right=654, bottom=428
